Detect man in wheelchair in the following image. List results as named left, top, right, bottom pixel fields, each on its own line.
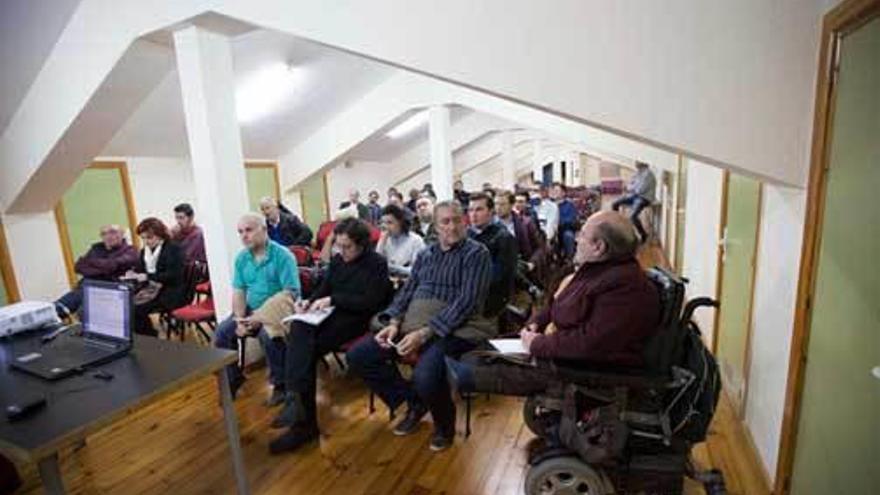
left=447, top=211, right=725, bottom=494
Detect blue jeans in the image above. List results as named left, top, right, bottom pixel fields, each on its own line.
left=214, top=313, right=287, bottom=389
left=612, top=194, right=650, bottom=239
left=346, top=334, right=476, bottom=435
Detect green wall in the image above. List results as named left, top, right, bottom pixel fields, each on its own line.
left=245, top=165, right=278, bottom=212
left=299, top=174, right=328, bottom=233
left=61, top=167, right=132, bottom=262
left=715, top=173, right=761, bottom=409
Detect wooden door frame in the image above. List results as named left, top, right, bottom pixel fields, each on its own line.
left=711, top=171, right=763, bottom=417
left=775, top=1, right=880, bottom=493
left=244, top=161, right=281, bottom=200
left=54, top=161, right=139, bottom=288
left=0, top=221, right=21, bottom=303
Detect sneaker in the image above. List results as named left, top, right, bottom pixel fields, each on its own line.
left=429, top=429, right=454, bottom=452
left=265, top=386, right=286, bottom=407
left=268, top=423, right=319, bottom=455
left=392, top=401, right=428, bottom=436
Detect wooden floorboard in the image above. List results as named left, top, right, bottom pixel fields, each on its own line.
left=12, top=242, right=769, bottom=494
left=13, top=363, right=768, bottom=495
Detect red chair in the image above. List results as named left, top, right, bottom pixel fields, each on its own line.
left=170, top=297, right=217, bottom=344
left=289, top=245, right=313, bottom=266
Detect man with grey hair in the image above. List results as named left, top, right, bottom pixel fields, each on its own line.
left=446, top=211, right=661, bottom=396
left=259, top=196, right=313, bottom=247
left=347, top=200, right=492, bottom=452
left=54, top=224, right=139, bottom=318
left=413, top=195, right=437, bottom=243
left=214, top=213, right=301, bottom=403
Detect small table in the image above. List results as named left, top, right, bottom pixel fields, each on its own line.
left=0, top=330, right=249, bottom=495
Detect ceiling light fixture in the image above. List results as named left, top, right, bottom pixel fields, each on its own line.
left=385, top=110, right=428, bottom=139
left=236, top=63, right=302, bottom=124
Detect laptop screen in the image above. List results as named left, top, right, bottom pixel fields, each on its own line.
left=81, top=281, right=132, bottom=341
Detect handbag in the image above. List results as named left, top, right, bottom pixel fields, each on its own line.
left=133, top=280, right=163, bottom=305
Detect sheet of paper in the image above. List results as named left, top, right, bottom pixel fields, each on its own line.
left=489, top=338, right=529, bottom=354
left=282, top=307, right=335, bottom=326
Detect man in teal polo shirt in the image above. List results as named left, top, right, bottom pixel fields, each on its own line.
left=215, top=213, right=301, bottom=403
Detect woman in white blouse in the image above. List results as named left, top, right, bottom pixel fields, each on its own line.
left=375, top=204, right=426, bottom=277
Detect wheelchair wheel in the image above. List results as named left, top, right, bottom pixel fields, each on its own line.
left=524, top=456, right=611, bottom=495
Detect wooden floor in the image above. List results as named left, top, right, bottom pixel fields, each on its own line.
left=12, top=242, right=770, bottom=494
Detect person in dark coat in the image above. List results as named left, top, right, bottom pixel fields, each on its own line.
left=466, top=192, right=517, bottom=317
left=260, top=197, right=313, bottom=246
left=125, top=218, right=187, bottom=337
left=54, top=224, right=139, bottom=317
left=269, top=218, right=392, bottom=454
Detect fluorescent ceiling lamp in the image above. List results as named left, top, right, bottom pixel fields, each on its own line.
left=236, top=63, right=303, bottom=124
left=386, top=111, right=428, bottom=139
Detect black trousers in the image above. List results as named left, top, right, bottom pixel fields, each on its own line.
left=284, top=311, right=370, bottom=424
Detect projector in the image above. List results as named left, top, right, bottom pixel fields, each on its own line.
left=0, top=301, right=60, bottom=337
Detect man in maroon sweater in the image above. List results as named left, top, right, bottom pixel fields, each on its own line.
left=54, top=225, right=139, bottom=317
left=447, top=211, right=660, bottom=395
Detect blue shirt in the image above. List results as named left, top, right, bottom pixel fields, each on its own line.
left=385, top=238, right=491, bottom=336
left=233, top=240, right=301, bottom=309
left=558, top=199, right=578, bottom=228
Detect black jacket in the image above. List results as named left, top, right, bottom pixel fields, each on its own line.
left=468, top=222, right=517, bottom=316
left=268, top=212, right=313, bottom=247
left=136, top=242, right=187, bottom=309
left=312, top=249, right=392, bottom=318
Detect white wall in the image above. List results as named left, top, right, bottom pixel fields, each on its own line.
left=1, top=212, right=69, bottom=300
left=681, top=159, right=725, bottom=348
left=126, top=156, right=197, bottom=227
left=744, top=184, right=805, bottom=481
left=325, top=160, right=391, bottom=212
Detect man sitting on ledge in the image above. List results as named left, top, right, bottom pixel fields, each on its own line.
left=447, top=211, right=660, bottom=396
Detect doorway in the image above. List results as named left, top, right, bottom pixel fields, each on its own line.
left=784, top=9, right=880, bottom=494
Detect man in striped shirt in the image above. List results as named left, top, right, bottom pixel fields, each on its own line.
left=347, top=200, right=492, bottom=452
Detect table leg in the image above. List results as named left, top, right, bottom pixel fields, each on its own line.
left=37, top=453, right=66, bottom=495
left=219, top=370, right=250, bottom=495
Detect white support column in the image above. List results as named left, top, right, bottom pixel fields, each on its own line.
left=532, top=138, right=544, bottom=184
left=174, top=26, right=249, bottom=318
left=429, top=105, right=454, bottom=201
left=501, top=130, right=515, bottom=189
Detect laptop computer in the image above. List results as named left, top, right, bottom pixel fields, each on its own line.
left=11, top=279, right=134, bottom=380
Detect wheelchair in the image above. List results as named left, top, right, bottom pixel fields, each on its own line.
left=519, top=268, right=726, bottom=495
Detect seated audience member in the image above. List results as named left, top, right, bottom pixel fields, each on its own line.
left=214, top=214, right=301, bottom=401
left=170, top=203, right=207, bottom=264
left=55, top=224, right=139, bottom=317
left=127, top=218, right=187, bottom=337
left=346, top=201, right=492, bottom=452
left=366, top=190, right=383, bottom=225
left=413, top=196, right=438, bottom=243
left=269, top=219, right=392, bottom=453
left=453, top=179, right=470, bottom=209
left=339, top=188, right=370, bottom=221
left=447, top=212, right=661, bottom=396
left=317, top=205, right=358, bottom=264
left=496, top=190, right=545, bottom=272
left=406, top=188, right=421, bottom=213
left=612, top=161, right=657, bottom=242
left=467, top=192, right=517, bottom=317
left=376, top=204, right=426, bottom=277
left=260, top=196, right=313, bottom=247
left=387, top=186, right=400, bottom=203
left=535, top=185, right=560, bottom=244
left=551, top=182, right=579, bottom=258
left=514, top=191, right=541, bottom=229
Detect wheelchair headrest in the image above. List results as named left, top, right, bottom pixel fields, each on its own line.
left=645, top=267, right=685, bottom=328
left=642, top=267, right=687, bottom=373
